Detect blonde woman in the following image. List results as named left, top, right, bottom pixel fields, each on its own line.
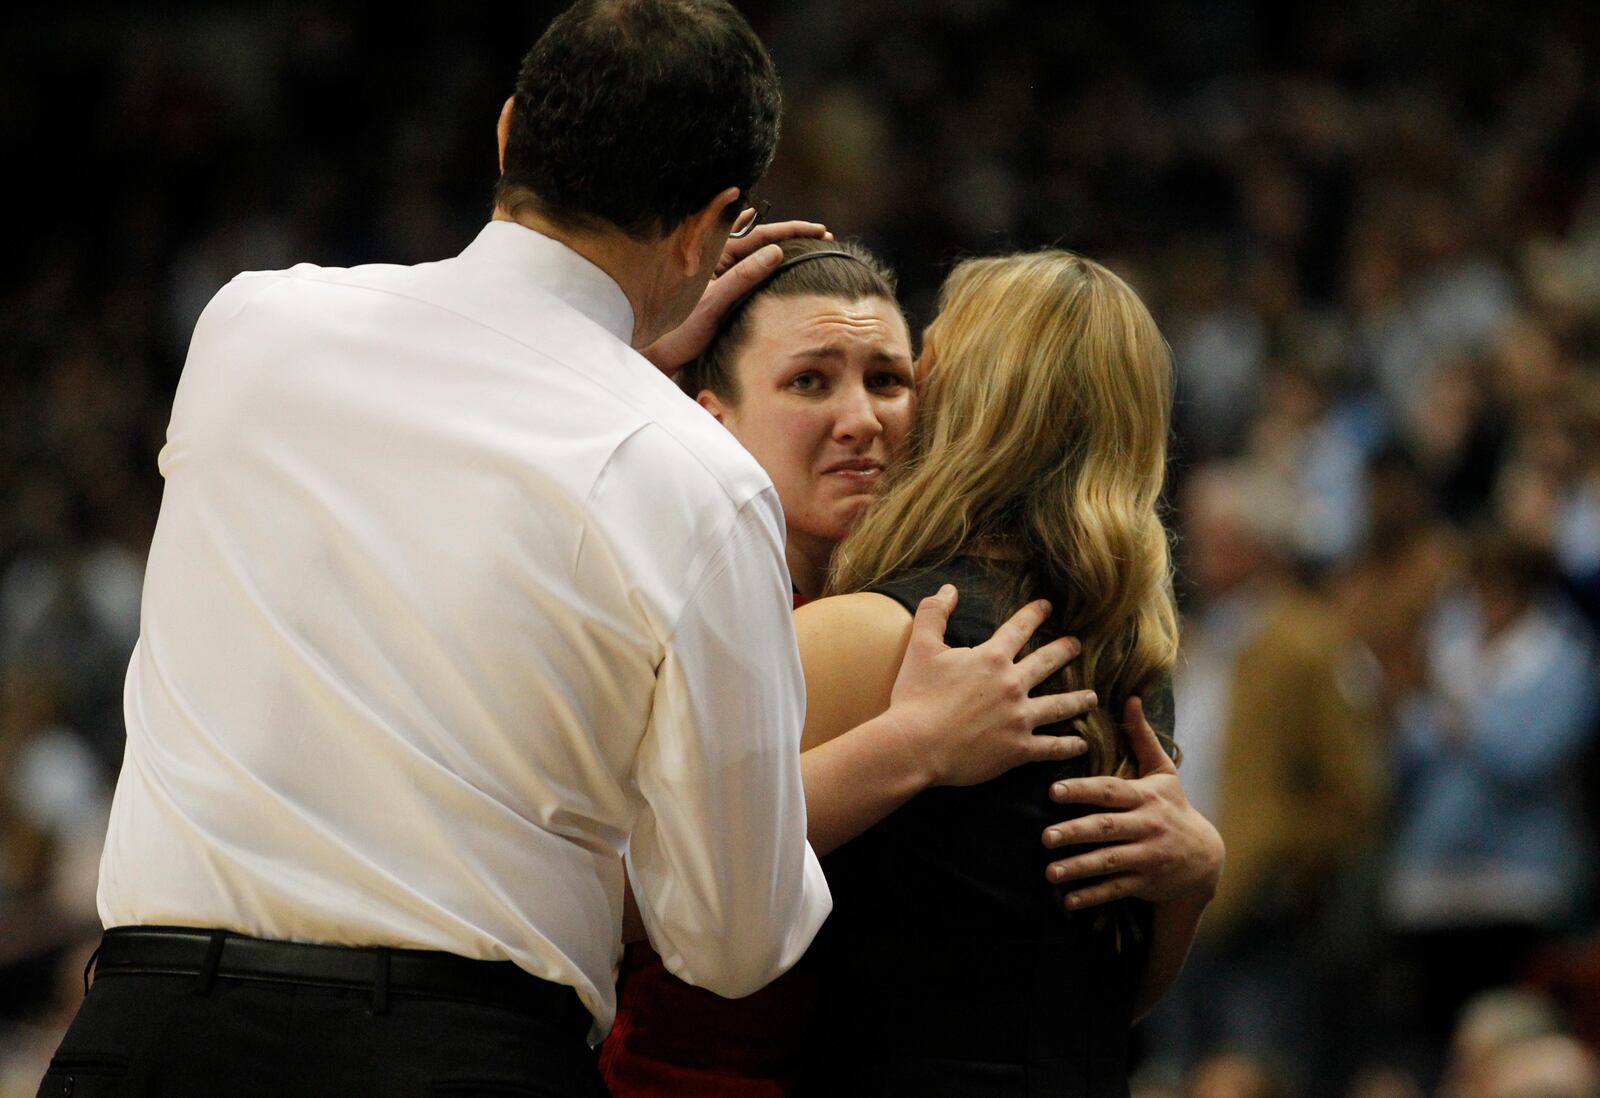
left=797, top=251, right=1220, bottom=1095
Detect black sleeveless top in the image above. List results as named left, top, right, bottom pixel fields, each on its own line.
left=801, top=558, right=1153, bottom=1098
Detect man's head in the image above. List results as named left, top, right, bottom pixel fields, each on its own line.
left=496, top=0, right=780, bottom=242
left=1181, top=461, right=1299, bottom=601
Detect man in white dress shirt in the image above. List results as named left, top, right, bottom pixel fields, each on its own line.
left=39, top=4, right=822, bottom=1095
left=39, top=3, right=1091, bottom=1096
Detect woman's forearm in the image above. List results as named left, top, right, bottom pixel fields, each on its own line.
left=1132, top=891, right=1210, bottom=1021
left=801, top=711, right=934, bottom=856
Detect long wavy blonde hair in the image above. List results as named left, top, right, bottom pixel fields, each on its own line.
left=827, top=250, right=1179, bottom=778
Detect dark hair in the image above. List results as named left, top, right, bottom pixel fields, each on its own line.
left=677, top=238, right=900, bottom=402
left=1465, top=525, right=1557, bottom=598
left=1365, top=438, right=1423, bottom=481
left=496, top=0, right=781, bottom=240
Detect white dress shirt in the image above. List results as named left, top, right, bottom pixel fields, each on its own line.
left=98, top=220, right=831, bottom=1032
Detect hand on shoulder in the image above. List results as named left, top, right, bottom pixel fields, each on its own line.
left=795, top=584, right=1097, bottom=786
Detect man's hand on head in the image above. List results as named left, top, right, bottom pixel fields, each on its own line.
left=640, top=218, right=831, bottom=377
left=882, top=585, right=1096, bottom=789
left=1041, top=697, right=1224, bottom=910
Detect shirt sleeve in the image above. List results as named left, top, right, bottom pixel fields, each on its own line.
left=624, top=487, right=831, bottom=998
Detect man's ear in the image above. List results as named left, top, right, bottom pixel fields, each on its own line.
left=695, top=390, right=730, bottom=423
left=675, top=186, right=742, bottom=276
left=496, top=97, right=515, bottom=173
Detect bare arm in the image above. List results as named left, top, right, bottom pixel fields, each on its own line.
left=797, top=585, right=1096, bottom=855
left=1135, top=893, right=1211, bottom=1020
left=1042, top=697, right=1224, bottom=1019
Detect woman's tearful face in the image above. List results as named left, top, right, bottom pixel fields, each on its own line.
left=698, top=293, right=915, bottom=558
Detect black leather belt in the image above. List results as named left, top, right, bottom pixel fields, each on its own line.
left=93, top=925, right=592, bottom=1034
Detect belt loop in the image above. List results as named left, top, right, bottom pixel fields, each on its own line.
left=370, top=948, right=391, bottom=1015
left=82, top=940, right=104, bottom=995
left=190, top=930, right=228, bottom=997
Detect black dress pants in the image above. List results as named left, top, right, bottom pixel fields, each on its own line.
left=36, top=971, right=610, bottom=1097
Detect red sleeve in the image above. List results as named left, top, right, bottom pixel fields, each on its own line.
left=599, top=942, right=821, bottom=1097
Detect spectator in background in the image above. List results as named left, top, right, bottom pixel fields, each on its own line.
left=1248, top=357, right=1384, bottom=572
left=1408, top=352, right=1509, bottom=528
left=1147, top=462, right=1384, bottom=1094
left=1344, top=1069, right=1425, bottom=1098
left=1332, top=443, right=1462, bottom=717
left=0, top=467, right=142, bottom=777
left=1436, top=987, right=1600, bottom=1098
left=1478, top=1034, right=1600, bottom=1098
left=1187, top=1052, right=1296, bottom=1098
left=0, top=666, right=108, bottom=1023
left=1351, top=183, right=1518, bottom=432
left=1496, top=372, right=1600, bottom=625
left=1383, top=527, right=1600, bottom=1085
left=1166, top=238, right=1268, bottom=461
left=1437, top=987, right=1563, bottom=1098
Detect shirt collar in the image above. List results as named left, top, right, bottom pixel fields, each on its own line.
left=459, top=220, right=636, bottom=345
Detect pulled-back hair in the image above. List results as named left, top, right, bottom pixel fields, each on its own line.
left=828, top=251, right=1180, bottom=779
left=677, top=238, right=900, bottom=402
left=497, top=0, right=781, bottom=240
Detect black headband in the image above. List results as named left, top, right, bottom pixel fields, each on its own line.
left=711, top=248, right=871, bottom=342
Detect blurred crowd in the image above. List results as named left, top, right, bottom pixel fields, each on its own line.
left=2, top=2, right=1597, bottom=1096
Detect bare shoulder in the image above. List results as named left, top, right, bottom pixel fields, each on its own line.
left=795, top=591, right=913, bottom=643
left=794, top=593, right=915, bottom=751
